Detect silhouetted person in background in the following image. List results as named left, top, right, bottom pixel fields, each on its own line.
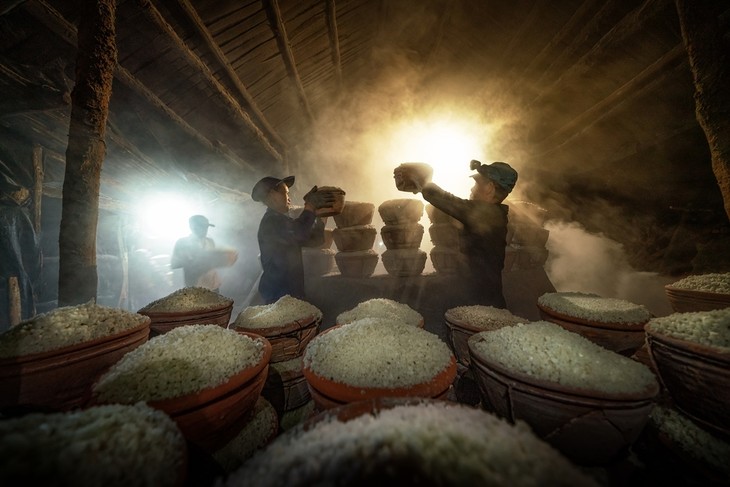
left=252, top=176, right=333, bottom=304
left=171, top=215, right=237, bottom=292
left=405, top=160, right=518, bottom=308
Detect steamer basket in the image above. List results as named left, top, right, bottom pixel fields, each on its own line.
left=232, top=315, right=320, bottom=363
left=334, top=250, right=379, bottom=278
left=332, top=225, right=377, bottom=252
left=333, top=201, right=376, bottom=228
left=381, top=223, right=424, bottom=250
left=664, top=285, right=730, bottom=313
left=314, top=187, right=346, bottom=217
left=262, top=356, right=311, bottom=412
left=139, top=300, right=233, bottom=337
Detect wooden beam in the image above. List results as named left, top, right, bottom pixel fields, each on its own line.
left=22, top=0, right=256, bottom=173
left=173, top=0, right=286, bottom=152
left=32, top=144, right=43, bottom=234
left=8, top=277, right=20, bottom=327
left=262, top=0, right=315, bottom=122
left=325, top=0, right=342, bottom=88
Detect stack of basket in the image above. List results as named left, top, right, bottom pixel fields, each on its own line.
left=425, top=204, right=466, bottom=275
left=506, top=201, right=550, bottom=271
left=332, top=201, right=379, bottom=278
left=379, top=199, right=427, bottom=277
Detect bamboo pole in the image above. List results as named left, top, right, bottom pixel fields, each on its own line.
left=8, top=277, right=21, bottom=327
left=32, top=145, right=43, bottom=234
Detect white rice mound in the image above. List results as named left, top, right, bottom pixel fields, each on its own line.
left=92, top=325, right=265, bottom=403
left=538, top=291, right=652, bottom=324
left=139, top=286, right=233, bottom=313
left=650, top=405, right=730, bottom=476
left=223, top=401, right=598, bottom=487
left=646, top=309, right=730, bottom=351
left=213, top=397, right=279, bottom=473
left=0, top=402, right=185, bottom=487
left=234, top=295, right=323, bottom=329
left=445, top=305, right=528, bottom=330
left=336, top=298, right=423, bottom=327
left=670, top=273, right=730, bottom=294
left=304, top=318, right=452, bottom=389
left=0, top=301, right=148, bottom=358
left=470, top=322, right=658, bottom=395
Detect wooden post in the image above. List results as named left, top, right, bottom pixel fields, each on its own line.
left=8, top=277, right=21, bottom=327
left=32, top=144, right=43, bottom=234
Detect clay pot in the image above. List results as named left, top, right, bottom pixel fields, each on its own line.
left=139, top=300, right=233, bottom=337
left=232, top=316, right=320, bottom=363
left=428, top=223, right=460, bottom=248
left=393, top=162, right=433, bottom=193
left=425, top=204, right=459, bottom=225
left=380, top=223, right=424, bottom=250
left=333, top=201, right=376, bottom=228
left=645, top=324, right=730, bottom=439
left=302, top=248, right=335, bottom=276
left=146, top=332, right=272, bottom=452
left=468, top=334, right=660, bottom=466
left=378, top=199, right=424, bottom=225
left=510, top=223, right=550, bottom=247
left=664, top=285, right=730, bottom=313
left=314, top=186, right=346, bottom=217
left=429, top=247, right=466, bottom=275
left=262, top=356, right=311, bottom=413
left=382, top=249, right=427, bottom=277
left=334, top=250, right=379, bottom=278
left=443, top=312, right=517, bottom=367
left=332, top=225, right=377, bottom=252
left=0, top=320, right=151, bottom=414
left=537, top=303, right=648, bottom=356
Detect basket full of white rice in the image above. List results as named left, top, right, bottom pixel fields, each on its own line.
left=336, top=298, right=424, bottom=328
left=537, top=291, right=652, bottom=355
left=468, top=321, right=659, bottom=466
left=664, top=273, right=730, bottom=312
left=138, top=287, right=234, bottom=336
left=222, top=398, right=599, bottom=487
left=0, top=402, right=187, bottom=487
left=90, top=324, right=272, bottom=451
left=0, top=302, right=150, bottom=413
left=443, top=305, right=527, bottom=366
left=232, top=295, right=323, bottom=363
left=302, top=319, right=456, bottom=410
left=645, top=309, right=730, bottom=439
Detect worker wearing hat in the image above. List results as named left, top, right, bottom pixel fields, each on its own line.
left=171, top=214, right=236, bottom=291
left=404, top=160, right=518, bottom=308
left=252, top=175, right=334, bottom=304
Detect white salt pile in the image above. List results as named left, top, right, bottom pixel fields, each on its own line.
left=336, top=298, right=423, bottom=327
left=0, top=402, right=185, bottom=487
left=304, top=318, right=452, bottom=389
left=0, top=301, right=148, bottom=358
left=647, top=309, right=730, bottom=350
left=92, top=325, right=265, bottom=403
left=538, top=291, right=652, bottom=324
left=139, top=286, right=232, bottom=312
left=233, top=295, right=322, bottom=329
left=670, top=273, right=730, bottom=294
left=470, top=321, right=658, bottom=395
left=223, top=401, right=598, bottom=487
left=445, top=305, right=527, bottom=330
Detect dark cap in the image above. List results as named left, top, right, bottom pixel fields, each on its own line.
left=251, top=175, right=295, bottom=202
left=189, top=214, right=214, bottom=227
left=470, top=160, right=518, bottom=193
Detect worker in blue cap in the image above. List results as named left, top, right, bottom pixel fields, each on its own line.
left=403, top=159, right=518, bottom=308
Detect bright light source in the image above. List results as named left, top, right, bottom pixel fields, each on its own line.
left=135, top=192, right=203, bottom=241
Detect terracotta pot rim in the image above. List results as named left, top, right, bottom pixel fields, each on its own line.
left=444, top=316, right=508, bottom=334
left=0, top=319, right=151, bottom=366
left=335, top=318, right=425, bottom=329
left=537, top=303, right=649, bottom=331
left=144, top=332, right=271, bottom=413
left=468, top=335, right=660, bottom=401
left=645, top=327, right=730, bottom=364
left=664, top=285, right=730, bottom=303
left=231, top=315, right=320, bottom=338
left=139, top=301, right=233, bottom=320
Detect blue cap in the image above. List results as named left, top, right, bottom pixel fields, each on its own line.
left=471, top=160, right=517, bottom=193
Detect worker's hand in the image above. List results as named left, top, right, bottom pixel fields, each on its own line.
left=303, top=186, right=336, bottom=210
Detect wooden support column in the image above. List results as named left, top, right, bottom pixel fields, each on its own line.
left=58, top=0, right=117, bottom=306
left=32, top=145, right=43, bottom=234
left=8, top=277, right=21, bottom=327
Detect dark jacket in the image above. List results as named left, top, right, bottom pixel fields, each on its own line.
left=422, top=183, right=509, bottom=308
left=257, top=207, right=325, bottom=304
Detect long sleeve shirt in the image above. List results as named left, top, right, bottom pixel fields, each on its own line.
left=257, top=207, right=325, bottom=304
left=422, top=182, right=509, bottom=308
left=170, top=234, right=221, bottom=290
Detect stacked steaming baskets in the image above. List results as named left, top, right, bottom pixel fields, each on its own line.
left=379, top=198, right=427, bottom=276
left=332, top=201, right=379, bottom=278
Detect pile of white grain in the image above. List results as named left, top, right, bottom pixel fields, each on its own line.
left=92, top=325, right=265, bottom=403
left=470, top=321, right=658, bottom=395
left=0, top=301, right=148, bottom=358
left=213, top=397, right=279, bottom=473
left=304, top=318, right=452, bottom=389
left=139, top=286, right=233, bottom=313
left=646, top=308, right=730, bottom=350
left=223, top=401, right=597, bottom=487
left=650, top=405, right=730, bottom=477
left=336, top=298, right=423, bottom=327
left=0, top=403, right=185, bottom=487
left=670, top=273, right=730, bottom=294
left=233, top=295, right=322, bottom=329
left=445, top=305, right=527, bottom=330
left=538, top=291, right=652, bottom=324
